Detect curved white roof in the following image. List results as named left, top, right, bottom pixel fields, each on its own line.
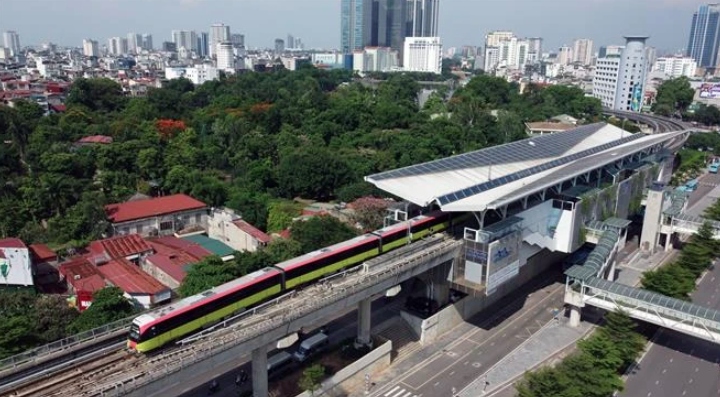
left=365, top=123, right=686, bottom=212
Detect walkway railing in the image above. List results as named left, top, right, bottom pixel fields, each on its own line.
left=0, top=315, right=131, bottom=371
left=96, top=236, right=462, bottom=396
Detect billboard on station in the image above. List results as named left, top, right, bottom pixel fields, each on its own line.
left=485, top=231, right=521, bottom=295
left=699, top=83, right=720, bottom=99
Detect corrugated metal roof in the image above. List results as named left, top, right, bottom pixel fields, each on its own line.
left=182, top=235, right=235, bottom=257
left=105, top=194, right=207, bottom=223
left=96, top=258, right=169, bottom=295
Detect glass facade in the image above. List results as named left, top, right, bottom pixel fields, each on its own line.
left=687, top=4, right=720, bottom=68
left=341, top=0, right=365, bottom=53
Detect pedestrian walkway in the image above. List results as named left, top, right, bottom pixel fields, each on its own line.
left=458, top=318, right=592, bottom=397
left=382, top=385, right=420, bottom=397
left=376, top=318, right=422, bottom=364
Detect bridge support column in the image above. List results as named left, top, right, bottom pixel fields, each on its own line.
left=665, top=233, right=673, bottom=251
left=251, top=344, right=269, bottom=397
left=607, top=261, right=616, bottom=282
left=569, top=305, right=582, bottom=327
left=355, top=298, right=373, bottom=349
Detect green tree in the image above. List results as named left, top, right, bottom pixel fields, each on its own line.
left=66, top=78, right=127, bottom=112
left=290, top=216, right=358, bottom=253
left=299, top=364, right=326, bottom=395
left=641, top=263, right=696, bottom=299
left=516, top=366, right=581, bottom=397
left=179, top=256, right=239, bottom=297
left=277, top=147, right=352, bottom=200
left=652, top=77, right=695, bottom=116
left=33, top=295, right=80, bottom=343
left=68, top=287, right=138, bottom=333
left=598, top=310, right=646, bottom=368
left=267, top=200, right=301, bottom=233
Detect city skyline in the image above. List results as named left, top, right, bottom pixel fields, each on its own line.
left=0, top=0, right=706, bottom=53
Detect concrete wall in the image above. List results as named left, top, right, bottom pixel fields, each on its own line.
left=141, top=261, right=181, bottom=290
left=294, top=340, right=392, bottom=397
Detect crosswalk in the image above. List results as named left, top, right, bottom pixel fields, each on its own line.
left=383, top=385, right=421, bottom=397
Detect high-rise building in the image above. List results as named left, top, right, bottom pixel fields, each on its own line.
left=216, top=41, right=235, bottom=70
left=162, top=41, right=177, bottom=52
left=556, top=46, right=572, bottom=65
left=653, top=57, right=698, bottom=78
left=645, top=46, right=657, bottom=71
left=403, top=36, right=441, bottom=73
left=572, top=38, right=593, bottom=65
left=485, top=31, right=514, bottom=48
left=142, top=34, right=153, bottom=51
left=82, top=39, right=99, bottom=57
left=287, top=34, right=295, bottom=50
left=592, top=36, right=649, bottom=112
left=686, top=4, right=720, bottom=68
left=406, top=0, right=439, bottom=37
left=275, top=39, right=285, bottom=53
left=197, top=32, right=209, bottom=57
left=210, top=24, right=231, bottom=57
left=527, top=37, right=543, bottom=63
left=231, top=34, right=245, bottom=48
left=107, top=37, right=128, bottom=55
left=341, top=0, right=366, bottom=53
left=127, top=33, right=142, bottom=54
left=172, top=30, right=197, bottom=52
left=3, top=31, right=21, bottom=56
left=484, top=46, right=499, bottom=71
left=353, top=46, right=399, bottom=72
left=365, top=0, right=408, bottom=58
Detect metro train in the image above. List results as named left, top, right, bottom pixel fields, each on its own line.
left=128, top=210, right=464, bottom=353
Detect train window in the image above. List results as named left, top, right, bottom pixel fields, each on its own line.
left=129, top=325, right=140, bottom=341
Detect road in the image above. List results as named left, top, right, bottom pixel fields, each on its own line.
left=618, top=171, right=720, bottom=397
left=161, top=291, right=408, bottom=397
left=368, top=268, right=566, bottom=397
left=618, top=263, right=720, bottom=397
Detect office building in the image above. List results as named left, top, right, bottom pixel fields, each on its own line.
left=210, top=23, right=231, bottom=57
left=341, top=0, right=366, bottom=53
left=3, top=31, right=21, bottom=56
left=287, top=34, right=295, bottom=49
left=216, top=42, right=235, bottom=70
left=653, top=56, right=698, bottom=78
left=107, top=37, right=128, bottom=55
left=197, top=32, right=209, bottom=57
left=686, top=4, right=720, bottom=68
left=572, top=38, right=593, bottom=65
left=365, top=0, right=408, bottom=58
left=162, top=41, right=177, bottom=52
left=142, top=34, right=153, bottom=51
left=403, top=36, right=441, bottom=73
left=406, top=0, right=439, bottom=37
left=82, top=39, right=99, bottom=57
left=593, top=36, right=649, bottom=112
left=275, top=39, right=285, bottom=53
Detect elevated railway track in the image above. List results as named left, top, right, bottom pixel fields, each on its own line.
left=1, top=111, right=691, bottom=397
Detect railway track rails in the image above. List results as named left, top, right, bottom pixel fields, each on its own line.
left=3, top=112, right=692, bottom=397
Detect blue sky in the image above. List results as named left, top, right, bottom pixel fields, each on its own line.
left=0, top=0, right=706, bottom=53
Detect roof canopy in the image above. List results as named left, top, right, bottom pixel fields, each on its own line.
left=366, top=123, right=685, bottom=212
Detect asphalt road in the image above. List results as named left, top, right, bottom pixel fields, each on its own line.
left=369, top=268, right=566, bottom=397
left=618, top=263, right=720, bottom=397
left=685, top=172, right=720, bottom=214
left=160, top=291, right=409, bottom=397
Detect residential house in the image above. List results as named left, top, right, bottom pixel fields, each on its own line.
left=58, top=257, right=107, bottom=311
left=143, top=236, right=212, bottom=289
left=87, top=234, right=154, bottom=265
left=96, top=258, right=171, bottom=309
left=29, top=243, right=59, bottom=286
left=208, top=208, right=271, bottom=253
left=524, top=122, right=576, bottom=136
left=104, top=194, right=208, bottom=237
left=0, top=238, right=33, bottom=287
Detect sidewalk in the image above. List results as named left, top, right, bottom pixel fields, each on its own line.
left=459, top=247, right=676, bottom=397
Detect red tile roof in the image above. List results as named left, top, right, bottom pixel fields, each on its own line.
left=232, top=219, right=271, bottom=243
left=146, top=236, right=212, bottom=259
left=0, top=238, right=27, bottom=248
left=145, top=252, right=196, bottom=283
left=59, top=257, right=106, bottom=293
left=29, top=244, right=57, bottom=262
left=105, top=194, right=207, bottom=223
left=97, top=258, right=168, bottom=295
left=88, top=234, right=153, bottom=261
left=77, top=135, right=113, bottom=144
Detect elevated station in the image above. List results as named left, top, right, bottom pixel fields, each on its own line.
left=366, top=122, right=688, bottom=298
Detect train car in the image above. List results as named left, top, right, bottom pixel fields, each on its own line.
left=274, top=233, right=382, bottom=289
left=128, top=267, right=283, bottom=352
left=129, top=211, right=458, bottom=352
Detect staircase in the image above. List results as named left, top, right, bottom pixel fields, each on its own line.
left=546, top=207, right=562, bottom=238
left=376, top=318, right=422, bottom=363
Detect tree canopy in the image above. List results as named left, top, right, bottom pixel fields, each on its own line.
left=651, top=77, right=695, bottom=116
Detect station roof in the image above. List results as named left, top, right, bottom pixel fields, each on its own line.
left=366, top=123, right=686, bottom=212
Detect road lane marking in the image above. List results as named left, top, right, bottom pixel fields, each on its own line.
left=385, top=386, right=400, bottom=396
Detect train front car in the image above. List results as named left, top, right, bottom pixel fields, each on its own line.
left=128, top=267, right=284, bottom=353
